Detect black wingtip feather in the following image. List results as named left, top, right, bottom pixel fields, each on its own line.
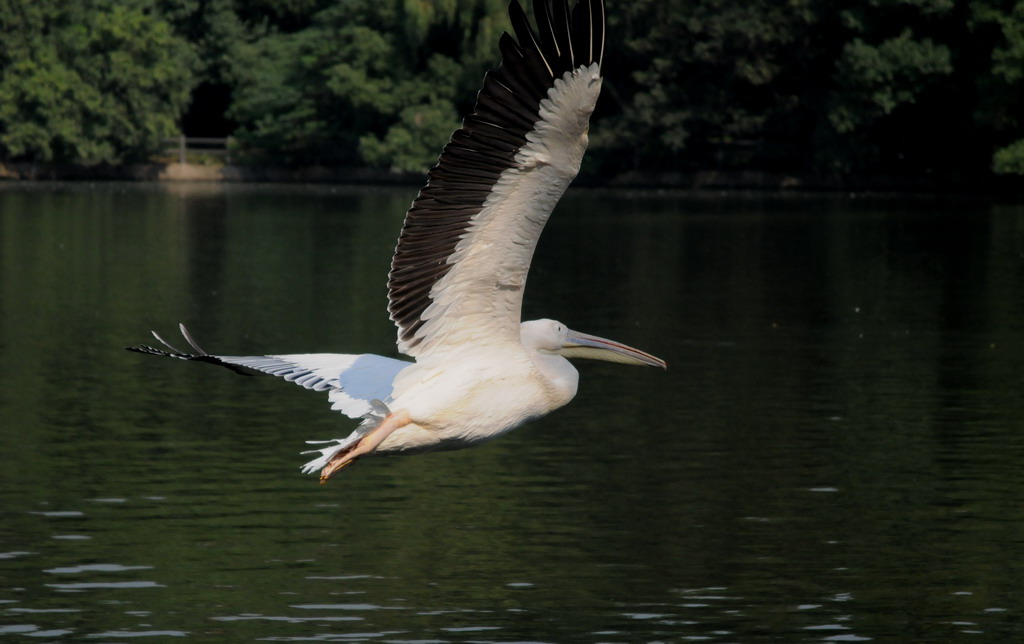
left=178, top=323, right=209, bottom=355
left=551, top=0, right=573, bottom=70
left=508, top=0, right=552, bottom=77
left=592, top=0, right=605, bottom=67
left=570, top=0, right=591, bottom=67
left=126, top=326, right=255, bottom=376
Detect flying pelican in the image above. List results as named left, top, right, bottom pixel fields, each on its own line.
left=128, top=0, right=666, bottom=484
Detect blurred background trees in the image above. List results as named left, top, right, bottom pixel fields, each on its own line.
left=0, top=0, right=196, bottom=165
left=1, top=0, right=1023, bottom=183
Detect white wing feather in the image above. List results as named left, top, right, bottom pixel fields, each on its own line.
left=409, top=65, right=603, bottom=357
left=216, top=353, right=409, bottom=419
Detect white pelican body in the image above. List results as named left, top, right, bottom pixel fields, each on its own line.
left=357, top=323, right=578, bottom=454
left=129, top=0, right=666, bottom=483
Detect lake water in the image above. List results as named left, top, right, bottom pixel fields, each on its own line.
left=1, top=183, right=1022, bottom=641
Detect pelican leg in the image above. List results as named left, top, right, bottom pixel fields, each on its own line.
left=319, top=409, right=411, bottom=484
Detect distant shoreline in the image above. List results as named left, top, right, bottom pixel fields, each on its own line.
left=1, top=161, right=1020, bottom=195
left=0, top=161, right=423, bottom=186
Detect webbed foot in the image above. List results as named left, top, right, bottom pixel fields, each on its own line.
left=318, top=405, right=411, bottom=485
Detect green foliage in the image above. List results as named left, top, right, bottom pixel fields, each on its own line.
left=225, top=0, right=504, bottom=168
left=973, top=0, right=1024, bottom=84
left=598, top=0, right=814, bottom=171
left=970, top=1, right=1024, bottom=179
left=993, top=139, right=1024, bottom=174
left=360, top=101, right=460, bottom=172
left=813, top=0, right=959, bottom=175
left=0, top=0, right=197, bottom=165
left=1, top=0, right=1023, bottom=182
left=828, top=30, right=952, bottom=134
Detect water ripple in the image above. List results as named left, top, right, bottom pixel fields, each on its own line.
left=290, top=603, right=397, bottom=611
left=44, top=563, right=153, bottom=574
left=0, top=551, right=34, bottom=560
left=84, top=630, right=187, bottom=638
left=45, top=581, right=164, bottom=590
left=212, top=614, right=363, bottom=623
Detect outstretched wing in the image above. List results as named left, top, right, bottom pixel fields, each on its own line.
left=387, top=0, right=605, bottom=358
left=126, top=324, right=410, bottom=419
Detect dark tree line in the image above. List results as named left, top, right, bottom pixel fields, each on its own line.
left=1, top=0, right=1022, bottom=184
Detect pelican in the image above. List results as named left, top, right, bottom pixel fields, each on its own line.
left=128, top=0, right=666, bottom=484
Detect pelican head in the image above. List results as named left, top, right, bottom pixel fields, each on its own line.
left=521, top=319, right=667, bottom=369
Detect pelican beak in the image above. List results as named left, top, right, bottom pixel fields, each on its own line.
left=559, top=329, right=667, bottom=369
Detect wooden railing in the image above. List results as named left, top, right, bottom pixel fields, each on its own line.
left=164, top=136, right=232, bottom=164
